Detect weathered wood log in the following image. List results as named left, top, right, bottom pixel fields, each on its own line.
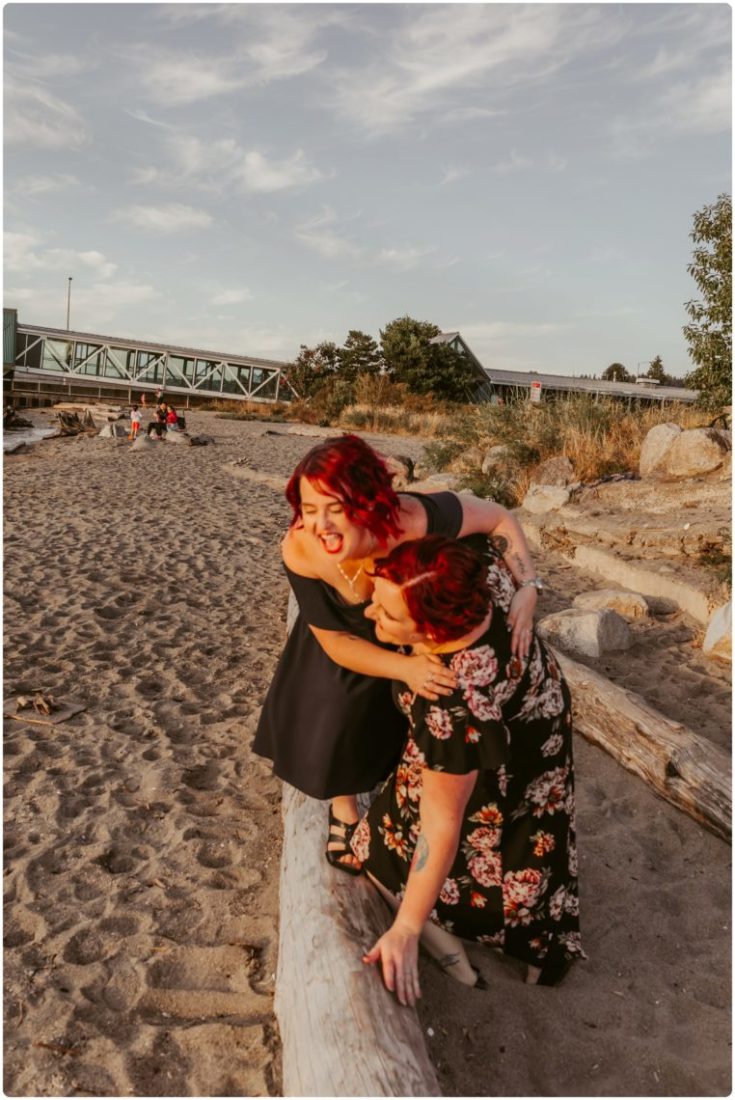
left=275, top=590, right=441, bottom=1097
left=554, top=649, right=731, bottom=842
left=276, top=785, right=441, bottom=1097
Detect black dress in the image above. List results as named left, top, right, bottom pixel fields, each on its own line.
left=253, top=492, right=463, bottom=800
left=352, top=536, right=583, bottom=974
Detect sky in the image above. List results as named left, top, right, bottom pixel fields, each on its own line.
left=3, top=2, right=731, bottom=377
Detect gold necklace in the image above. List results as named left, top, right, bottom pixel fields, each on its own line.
left=336, top=560, right=364, bottom=599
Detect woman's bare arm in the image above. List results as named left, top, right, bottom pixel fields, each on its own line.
left=311, top=626, right=454, bottom=701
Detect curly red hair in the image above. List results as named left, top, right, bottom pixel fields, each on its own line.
left=374, top=536, right=491, bottom=643
left=286, top=434, right=402, bottom=546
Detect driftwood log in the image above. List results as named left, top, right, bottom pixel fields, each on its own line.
left=56, top=410, right=97, bottom=436
left=274, top=591, right=440, bottom=1097
left=555, top=649, right=731, bottom=842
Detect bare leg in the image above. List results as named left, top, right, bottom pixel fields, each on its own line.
left=328, top=794, right=360, bottom=870
left=526, top=964, right=542, bottom=985
left=366, top=872, right=479, bottom=987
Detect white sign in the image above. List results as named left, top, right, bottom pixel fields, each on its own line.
left=530, top=380, right=542, bottom=403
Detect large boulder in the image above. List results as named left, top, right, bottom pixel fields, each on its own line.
left=537, top=608, right=632, bottom=659
left=522, top=485, right=570, bottom=514
left=573, top=589, right=650, bottom=620
left=665, top=428, right=730, bottom=478
left=640, top=423, right=730, bottom=479
left=481, top=445, right=511, bottom=474
left=639, top=423, right=682, bottom=477
left=384, top=454, right=414, bottom=488
left=531, top=456, right=575, bottom=487
left=702, top=602, right=731, bottom=663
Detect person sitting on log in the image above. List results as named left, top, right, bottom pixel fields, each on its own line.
left=353, top=534, right=583, bottom=1004
left=147, top=403, right=168, bottom=440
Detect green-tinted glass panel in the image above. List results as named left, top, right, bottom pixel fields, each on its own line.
left=168, top=355, right=195, bottom=385
left=255, top=373, right=278, bottom=400
left=105, top=347, right=135, bottom=378
left=238, top=366, right=252, bottom=391
left=74, top=343, right=103, bottom=374
left=195, top=360, right=223, bottom=390
left=251, top=367, right=265, bottom=391
left=221, top=364, right=244, bottom=394
left=24, top=338, right=43, bottom=370
left=136, top=352, right=164, bottom=383
left=43, top=339, right=73, bottom=372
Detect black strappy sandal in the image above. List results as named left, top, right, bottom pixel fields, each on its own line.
left=325, top=808, right=362, bottom=876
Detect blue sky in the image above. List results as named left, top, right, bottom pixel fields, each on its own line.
left=4, top=3, right=731, bottom=377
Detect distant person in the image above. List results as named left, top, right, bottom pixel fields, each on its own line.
left=147, top=403, right=167, bottom=440
left=129, top=405, right=141, bottom=440
left=140, top=393, right=147, bottom=408
left=165, top=404, right=180, bottom=430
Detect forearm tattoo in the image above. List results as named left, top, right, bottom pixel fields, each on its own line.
left=490, top=534, right=509, bottom=556
left=412, top=833, right=429, bottom=872
left=512, top=552, right=529, bottom=578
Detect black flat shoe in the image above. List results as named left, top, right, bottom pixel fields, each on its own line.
left=325, top=807, right=362, bottom=876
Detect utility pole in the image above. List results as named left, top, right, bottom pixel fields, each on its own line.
left=66, top=276, right=73, bottom=330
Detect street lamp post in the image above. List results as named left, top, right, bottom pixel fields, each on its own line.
left=66, top=277, right=73, bottom=330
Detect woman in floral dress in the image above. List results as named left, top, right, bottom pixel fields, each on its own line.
left=352, top=534, right=582, bottom=1005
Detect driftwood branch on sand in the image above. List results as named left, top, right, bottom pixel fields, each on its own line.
left=554, top=649, right=731, bottom=842
left=56, top=410, right=97, bottom=436
left=275, top=590, right=440, bottom=1097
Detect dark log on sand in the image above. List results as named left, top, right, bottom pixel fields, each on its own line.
left=274, top=591, right=440, bottom=1097
left=555, top=649, right=731, bottom=842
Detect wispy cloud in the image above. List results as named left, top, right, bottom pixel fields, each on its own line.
left=5, top=231, right=116, bottom=279
left=439, top=165, right=468, bottom=186
left=112, top=204, right=213, bottom=234
left=329, top=5, right=617, bottom=135
left=4, top=76, right=89, bottom=148
left=374, top=246, right=436, bottom=271
left=211, top=288, right=253, bottom=306
left=128, top=131, right=326, bottom=195
left=295, top=208, right=363, bottom=260
left=491, top=149, right=532, bottom=175
left=14, top=174, right=81, bottom=196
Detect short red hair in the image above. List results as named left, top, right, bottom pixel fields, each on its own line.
left=286, top=434, right=402, bottom=546
left=374, top=536, right=491, bottom=643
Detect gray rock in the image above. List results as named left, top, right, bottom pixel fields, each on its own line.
left=531, top=456, right=575, bottom=487
left=703, top=602, right=731, bottom=663
left=165, top=430, right=190, bottom=445
left=573, top=589, right=650, bottom=620
left=639, top=423, right=682, bottom=478
left=522, top=485, right=570, bottom=514
left=384, top=454, right=414, bottom=489
left=665, top=428, right=730, bottom=478
left=98, top=422, right=129, bottom=439
left=537, top=608, right=632, bottom=658
left=481, top=445, right=510, bottom=474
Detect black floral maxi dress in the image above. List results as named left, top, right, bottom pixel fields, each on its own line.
left=253, top=492, right=464, bottom=800
left=352, top=536, right=583, bottom=975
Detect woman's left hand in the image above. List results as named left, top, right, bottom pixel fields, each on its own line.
left=507, top=586, right=537, bottom=659
left=362, top=921, right=421, bottom=1006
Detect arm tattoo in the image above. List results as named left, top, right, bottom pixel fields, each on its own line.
left=411, top=833, right=429, bottom=872
left=512, top=552, right=529, bottom=578
left=490, top=534, right=509, bottom=556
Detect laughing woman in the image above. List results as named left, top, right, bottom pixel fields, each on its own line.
left=253, top=435, right=543, bottom=873
left=354, top=535, right=582, bottom=1003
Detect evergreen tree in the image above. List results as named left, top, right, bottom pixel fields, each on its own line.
left=337, top=330, right=382, bottom=382
left=284, top=341, right=340, bottom=398
left=645, top=355, right=677, bottom=386
left=380, top=316, right=478, bottom=402
left=683, top=193, right=732, bottom=409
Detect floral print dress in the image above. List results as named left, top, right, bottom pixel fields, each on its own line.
left=352, top=535, right=583, bottom=974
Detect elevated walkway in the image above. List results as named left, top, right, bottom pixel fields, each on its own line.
left=6, top=321, right=293, bottom=408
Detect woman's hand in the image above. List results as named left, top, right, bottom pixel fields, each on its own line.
left=507, top=585, right=537, bottom=659
left=362, top=920, right=421, bottom=1006
left=404, top=654, right=456, bottom=700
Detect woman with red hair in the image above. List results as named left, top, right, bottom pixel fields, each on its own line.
left=253, top=435, right=543, bottom=873
left=353, top=535, right=581, bottom=1000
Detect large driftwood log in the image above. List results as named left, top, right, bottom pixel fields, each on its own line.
left=555, top=649, right=731, bottom=842
left=275, top=591, right=440, bottom=1097
left=276, top=785, right=441, bottom=1097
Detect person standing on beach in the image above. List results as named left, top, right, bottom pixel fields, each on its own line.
left=253, top=435, right=544, bottom=874
left=129, top=405, right=141, bottom=441
left=354, top=535, right=582, bottom=1001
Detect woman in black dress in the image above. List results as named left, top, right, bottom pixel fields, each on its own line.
left=354, top=535, right=582, bottom=1003
left=253, top=435, right=543, bottom=872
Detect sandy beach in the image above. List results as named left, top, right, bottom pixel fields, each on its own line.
left=4, top=410, right=731, bottom=1097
